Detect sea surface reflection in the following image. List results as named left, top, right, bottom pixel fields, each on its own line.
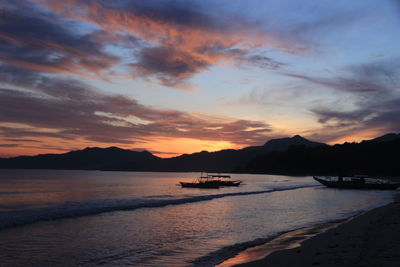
left=0, top=170, right=395, bottom=266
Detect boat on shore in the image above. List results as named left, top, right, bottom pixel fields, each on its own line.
left=313, top=176, right=400, bottom=190
left=179, top=173, right=243, bottom=188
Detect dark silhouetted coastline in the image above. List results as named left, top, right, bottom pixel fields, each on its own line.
left=1, top=133, right=399, bottom=176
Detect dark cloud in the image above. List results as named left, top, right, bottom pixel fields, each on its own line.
left=311, top=109, right=373, bottom=125
left=284, top=60, right=400, bottom=94
left=36, top=0, right=290, bottom=88
left=106, top=0, right=222, bottom=31
left=0, top=2, right=118, bottom=77
left=130, top=45, right=285, bottom=88
left=0, top=125, right=74, bottom=140
left=3, top=139, right=41, bottom=143
left=285, top=60, right=400, bottom=138
left=311, top=101, right=400, bottom=131
left=306, top=97, right=400, bottom=143
left=131, top=46, right=210, bottom=88
left=0, top=144, right=18, bottom=147
left=363, top=98, right=400, bottom=131
left=241, top=54, right=286, bottom=70
left=0, top=64, right=273, bottom=147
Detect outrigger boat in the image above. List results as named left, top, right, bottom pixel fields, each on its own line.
left=179, top=173, right=243, bottom=188
left=313, top=176, right=400, bottom=190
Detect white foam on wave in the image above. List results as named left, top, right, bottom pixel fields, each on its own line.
left=0, top=184, right=318, bottom=229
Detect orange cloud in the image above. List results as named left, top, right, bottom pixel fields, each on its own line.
left=42, top=0, right=293, bottom=51
left=0, top=64, right=275, bottom=157
left=34, top=0, right=292, bottom=87
left=326, top=128, right=388, bottom=145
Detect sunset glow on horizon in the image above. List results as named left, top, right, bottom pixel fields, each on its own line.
left=1, top=0, right=399, bottom=158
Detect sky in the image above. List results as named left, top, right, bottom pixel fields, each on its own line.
left=0, top=0, right=399, bottom=158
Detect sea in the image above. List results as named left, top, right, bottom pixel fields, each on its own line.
left=0, top=169, right=396, bottom=266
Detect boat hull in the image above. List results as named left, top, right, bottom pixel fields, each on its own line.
left=313, top=176, right=400, bottom=190
left=217, top=180, right=242, bottom=186
left=179, top=181, right=220, bottom=188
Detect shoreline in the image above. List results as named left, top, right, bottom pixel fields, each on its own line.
left=216, top=217, right=354, bottom=267
left=231, top=192, right=400, bottom=267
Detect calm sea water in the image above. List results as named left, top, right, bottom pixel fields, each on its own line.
left=0, top=170, right=395, bottom=266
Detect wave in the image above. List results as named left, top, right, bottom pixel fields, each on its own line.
left=191, top=235, right=280, bottom=266
left=190, top=217, right=351, bottom=267
left=0, top=184, right=318, bottom=229
left=0, top=190, right=64, bottom=195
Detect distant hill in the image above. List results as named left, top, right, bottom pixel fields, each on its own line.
left=365, top=133, right=400, bottom=143
left=1, top=133, right=399, bottom=175
left=0, top=147, right=160, bottom=170
left=244, top=134, right=327, bottom=153
left=237, top=133, right=400, bottom=176
left=154, top=135, right=328, bottom=172
left=0, top=135, right=326, bottom=172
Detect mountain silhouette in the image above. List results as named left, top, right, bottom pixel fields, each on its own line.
left=238, top=133, right=400, bottom=176
left=262, top=135, right=327, bottom=152
left=366, top=133, right=400, bottom=143
left=1, top=133, right=399, bottom=175
left=152, top=135, right=327, bottom=172
left=0, top=146, right=160, bottom=170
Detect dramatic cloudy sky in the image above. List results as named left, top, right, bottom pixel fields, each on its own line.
left=0, top=0, right=399, bottom=157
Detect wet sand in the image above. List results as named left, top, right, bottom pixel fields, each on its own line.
left=217, top=218, right=352, bottom=267
left=233, top=193, right=400, bottom=267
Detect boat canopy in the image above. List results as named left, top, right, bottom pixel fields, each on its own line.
left=207, top=175, right=231, bottom=178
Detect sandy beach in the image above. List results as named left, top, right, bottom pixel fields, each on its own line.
left=234, top=193, right=400, bottom=267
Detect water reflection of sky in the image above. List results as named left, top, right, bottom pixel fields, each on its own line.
left=0, top=170, right=395, bottom=266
